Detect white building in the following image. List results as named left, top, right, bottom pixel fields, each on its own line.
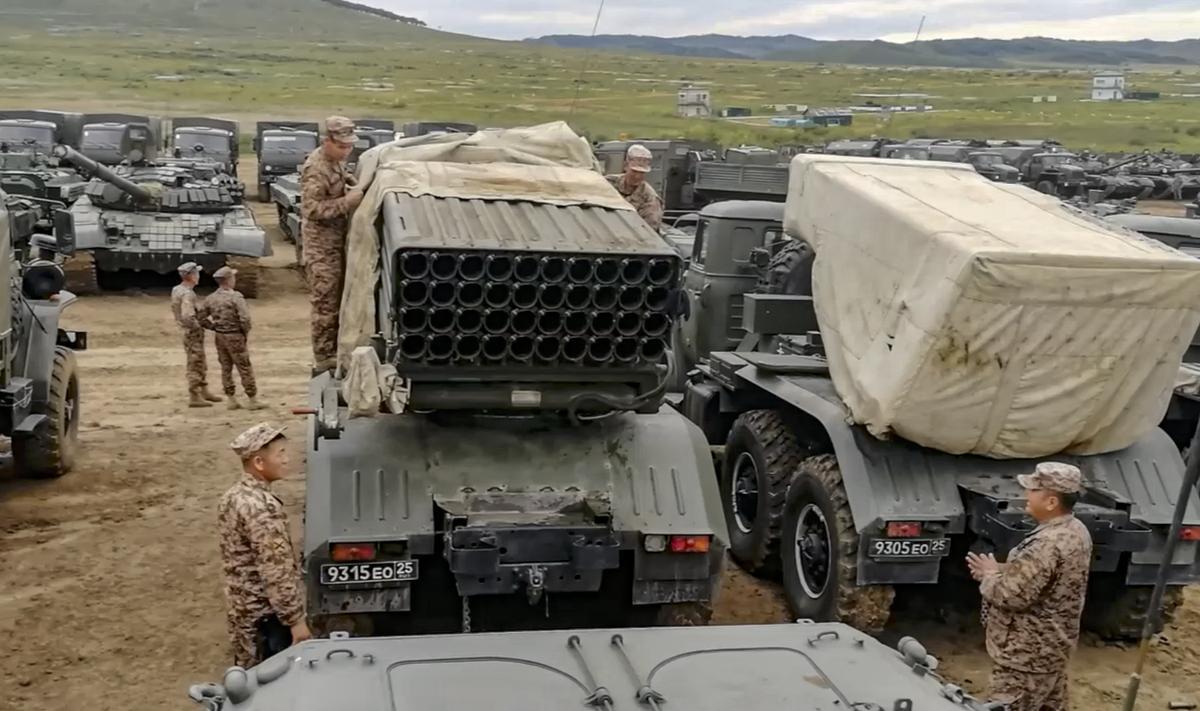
left=677, top=85, right=712, bottom=118
left=1092, top=72, right=1126, bottom=101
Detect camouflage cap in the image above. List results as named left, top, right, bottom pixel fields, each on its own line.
left=177, top=261, right=202, bottom=275
left=325, top=115, right=357, bottom=145
left=213, top=265, right=236, bottom=280
left=1017, top=462, right=1083, bottom=494
left=626, top=144, right=653, bottom=173
left=230, top=422, right=287, bottom=459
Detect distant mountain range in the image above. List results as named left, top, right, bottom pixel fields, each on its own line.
left=527, top=34, right=1200, bottom=68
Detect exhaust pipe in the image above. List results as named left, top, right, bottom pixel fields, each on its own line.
left=484, top=309, right=511, bottom=334
left=587, top=337, right=614, bottom=362
left=513, top=283, right=539, bottom=309
left=595, top=258, right=620, bottom=284
left=591, top=312, right=615, bottom=336
left=486, top=254, right=514, bottom=281
left=457, top=309, right=483, bottom=334
left=538, top=284, right=566, bottom=309
left=483, top=335, right=508, bottom=361
left=512, top=310, right=537, bottom=335
left=458, top=254, right=485, bottom=282
left=430, top=282, right=456, bottom=307
left=647, top=258, right=674, bottom=286
left=646, top=287, right=671, bottom=312
left=568, top=257, right=595, bottom=283
left=535, top=336, right=562, bottom=362
left=617, top=312, right=642, bottom=337
left=485, top=282, right=512, bottom=309
left=515, top=255, right=540, bottom=282
left=563, top=336, right=588, bottom=362
left=618, top=286, right=645, bottom=311
left=508, top=335, right=535, bottom=361
left=400, top=280, right=429, bottom=307
left=428, top=334, right=454, bottom=360
left=615, top=338, right=639, bottom=363
left=540, top=256, right=567, bottom=283
left=400, top=307, right=428, bottom=332
left=643, top=312, right=669, bottom=337
left=592, top=285, right=618, bottom=310
left=639, top=337, right=667, bottom=361
left=564, top=311, right=589, bottom=336
left=431, top=252, right=459, bottom=280
left=429, top=308, right=457, bottom=334
left=400, top=334, right=428, bottom=360
left=400, top=251, right=430, bottom=280
left=457, top=282, right=484, bottom=308
left=566, top=285, right=592, bottom=310
left=620, top=258, right=647, bottom=285
left=455, top=335, right=482, bottom=361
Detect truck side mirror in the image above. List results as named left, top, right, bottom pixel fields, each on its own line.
left=749, top=247, right=771, bottom=269
left=53, top=209, right=75, bottom=256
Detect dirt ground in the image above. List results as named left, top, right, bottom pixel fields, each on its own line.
left=0, top=171, right=1198, bottom=709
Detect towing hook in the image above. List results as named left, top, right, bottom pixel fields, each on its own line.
left=524, top=565, right=546, bottom=606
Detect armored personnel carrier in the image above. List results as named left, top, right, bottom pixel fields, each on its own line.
left=254, top=122, right=319, bottom=202
left=188, top=621, right=999, bottom=711
left=301, top=158, right=726, bottom=636
left=0, top=189, right=86, bottom=478
left=52, top=145, right=269, bottom=297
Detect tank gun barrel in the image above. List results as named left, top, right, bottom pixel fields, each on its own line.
left=52, top=144, right=154, bottom=204
left=1095, top=155, right=1146, bottom=174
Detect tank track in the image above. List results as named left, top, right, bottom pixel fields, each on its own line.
left=226, top=256, right=261, bottom=299
left=63, top=252, right=99, bottom=296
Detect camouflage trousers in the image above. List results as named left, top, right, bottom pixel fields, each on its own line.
left=215, top=333, right=257, bottom=397
left=182, top=328, right=208, bottom=394
left=987, top=665, right=1068, bottom=711
left=304, top=232, right=345, bottom=366
left=228, top=615, right=261, bottom=669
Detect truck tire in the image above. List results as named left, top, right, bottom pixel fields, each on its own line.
left=1035, top=180, right=1057, bottom=195
left=781, top=454, right=894, bottom=633
left=14, top=347, right=80, bottom=479
left=63, top=253, right=99, bottom=296
left=721, top=410, right=807, bottom=575
left=227, top=257, right=260, bottom=299
left=757, top=239, right=814, bottom=296
left=1083, top=581, right=1184, bottom=641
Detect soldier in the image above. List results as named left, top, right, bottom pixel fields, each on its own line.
left=200, top=266, right=265, bottom=410
left=217, top=422, right=312, bottom=667
left=172, top=262, right=222, bottom=408
left=606, top=144, right=664, bottom=231
left=1171, top=173, right=1186, bottom=201
left=966, top=462, right=1093, bottom=711
left=300, top=115, right=364, bottom=373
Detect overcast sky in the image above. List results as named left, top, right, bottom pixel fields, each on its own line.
left=363, top=0, right=1200, bottom=42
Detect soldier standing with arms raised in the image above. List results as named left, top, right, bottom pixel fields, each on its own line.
left=217, top=423, right=311, bottom=667
left=966, top=462, right=1093, bottom=711
left=606, top=144, right=664, bottom=231
left=172, top=262, right=221, bottom=408
left=300, top=116, right=364, bottom=373
left=201, top=266, right=265, bottom=410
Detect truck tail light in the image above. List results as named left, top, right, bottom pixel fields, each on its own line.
left=886, top=522, right=922, bottom=538
left=330, top=543, right=377, bottom=562
left=668, top=535, right=710, bottom=553
left=1180, top=526, right=1200, bottom=542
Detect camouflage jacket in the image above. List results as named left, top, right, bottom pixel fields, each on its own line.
left=171, top=284, right=201, bottom=331
left=981, top=514, right=1092, bottom=671
left=200, top=287, right=251, bottom=334
left=606, top=174, right=664, bottom=231
left=300, top=148, right=354, bottom=229
left=217, top=473, right=306, bottom=628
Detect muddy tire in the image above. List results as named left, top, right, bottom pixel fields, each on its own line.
left=14, top=347, right=80, bottom=479
left=63, top=253, right=99, bottom=296
left=757, top=239, right=814, bottom=296
left=781, top=454, right=894, bottom=633
left=721, top=410, right=807, bottom=576
left=1035, top=180, right=1057, bottom=195
left=227, top=257, right=261, bottom=299
left=654, top=601, right=714, bottom=627
left=1083, top=581, right=1184, bottom=641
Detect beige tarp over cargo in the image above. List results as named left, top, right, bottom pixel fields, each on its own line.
left=337, top=122, right=633, bottom=368
left=784, top=155, right=1200, bottom=459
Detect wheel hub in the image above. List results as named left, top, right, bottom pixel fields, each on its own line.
left=794, top=503, right=832, bottom=599
left=730, top=452, right=760, bottom=535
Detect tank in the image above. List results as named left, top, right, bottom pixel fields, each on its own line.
left=301, top=186, right=726, bottom=636
left=51, top=145, right=270, bottom=297
left=187, top=622, right=999, bottom=711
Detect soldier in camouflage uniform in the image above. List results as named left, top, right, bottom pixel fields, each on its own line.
left=606, top=144, right=664, bottom=231
left=300, top=115, right=365, bottom=372
left=217, top=422, right=312, bottom=667
left=172, top=262, right=222, bottom=408
left=966, top=462, right=1093, bottom=711
left=200, top=266, right=265, bottom=411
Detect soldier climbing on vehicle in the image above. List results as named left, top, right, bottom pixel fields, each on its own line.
left=606, top=144, right=664, bottom=231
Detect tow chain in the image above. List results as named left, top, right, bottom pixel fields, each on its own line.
left=461, top=595, right=472, bottom=634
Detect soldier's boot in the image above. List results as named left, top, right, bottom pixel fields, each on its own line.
left=188, top=391, right=213, bottom=409
left=227, top=397, right=242, bottom=411
left=202, top=387, right=224, bottom=403
left=246, top=396, right=267, bottom=411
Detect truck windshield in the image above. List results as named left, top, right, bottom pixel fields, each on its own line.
left=970, top=154, right=1003, bottom=168
left=264, top=134, right=318, bottom=152
left=81, top=127, right=124, bottom=148
left=1039, top=155, right=1077, bottom=169
left=175, top=132, right=229, bottom=154
left=0, top=125, right=54, bottom=150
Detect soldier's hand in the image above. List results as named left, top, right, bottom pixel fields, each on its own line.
left=290, top=621, right=313, bottom=644
left=345, top=189, right=365, bottom=210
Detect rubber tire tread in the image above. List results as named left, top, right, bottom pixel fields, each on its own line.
left=227, top=256, right=260, bottom=299
left=781, top=454, right=894, bottom=633
left=15, top=347, right=79, bottom=479
left=756, top=239, right=814, bottom=296
left=722, top=410, right=807, bottom=576
left=1083, top=585, right=1183, bottom=641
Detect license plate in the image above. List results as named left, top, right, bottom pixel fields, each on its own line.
left=320, top=559, right=419, bottom=586
left=867, top=538, right=950, bottom=560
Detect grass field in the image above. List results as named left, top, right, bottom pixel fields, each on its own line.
left=1, top=0, right=1198, bottom=152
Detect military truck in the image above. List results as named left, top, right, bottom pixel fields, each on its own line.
left=1021, top=152, right=1088, bottom=196
left=880, top=145, right=930, bottom=161
left=824, top=139, right=889, bottom=157
left=270, top=172, right=302, bottom=245
left=399, top=121, right=477, bottom=138
left=671, top=189, right=1200, bottom=639
left=691, top=159, right=789, bottom=205
left=0, top=111, right=82, bottom=155
left=78, top=113, right=163, bottom=165
left=188, top=621, right=1000, bottom=711
left=0, top=189, right=86, bottom=479
left=52, top=144, right=270, bottom=297
left=926, top=147, right=1021, bottom=183
left=300, top=184, right=725, bottom=636
left=169, top=117, right=240, bottom=175
left=253, top=121, right=319, bottom=202
left=350, top=119, right=396, bottom=168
